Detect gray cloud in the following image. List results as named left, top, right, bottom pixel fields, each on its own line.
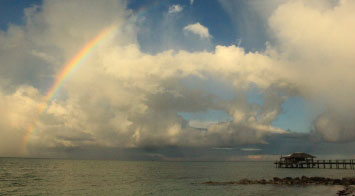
left=168, top=5, right=183, bottom=14
left=313, top=110, right=355, bottom=142
left=26, top=132, right=355, bottom=161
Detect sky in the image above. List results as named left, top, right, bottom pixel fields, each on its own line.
left=0, top=0, right=354, bottom=160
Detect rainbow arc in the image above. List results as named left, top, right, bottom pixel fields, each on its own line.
left=22, top=25, right=118, bottom=153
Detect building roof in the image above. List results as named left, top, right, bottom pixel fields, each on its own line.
left=284, top=152, right=316, bottom=159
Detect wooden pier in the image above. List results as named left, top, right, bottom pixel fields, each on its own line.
left=275, top=159, right=355, bottom=169
left=274, top=152, right=355, bottom=169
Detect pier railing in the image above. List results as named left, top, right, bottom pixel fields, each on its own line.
left=274, top=159, right=355, bottom=169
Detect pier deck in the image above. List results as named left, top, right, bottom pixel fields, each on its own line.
left=275, top=159, right=355, bottom=169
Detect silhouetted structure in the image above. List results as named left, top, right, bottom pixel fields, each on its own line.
left=275, top=152, right=355, bottom=169
left=282, top=152, right=315, bottom=164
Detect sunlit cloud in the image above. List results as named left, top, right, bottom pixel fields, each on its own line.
left=183, top=23, right=212, bottom=39
left=241, top=148, right=261, bottom=151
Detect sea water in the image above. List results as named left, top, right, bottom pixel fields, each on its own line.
left=0, top=158, right=354, bottom=195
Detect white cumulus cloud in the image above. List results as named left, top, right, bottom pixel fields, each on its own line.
left=183, top=22, right=212, bottom=39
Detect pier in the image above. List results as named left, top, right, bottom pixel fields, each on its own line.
left=274, top=152, right=355, bottom=169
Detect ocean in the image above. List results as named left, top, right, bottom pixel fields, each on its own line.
left=0, top=158, right=354, bottom=195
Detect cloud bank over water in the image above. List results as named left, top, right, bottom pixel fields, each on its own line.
left=0, top=0, right=354, bottom=159
left=268, top=0, right=355, bottom=142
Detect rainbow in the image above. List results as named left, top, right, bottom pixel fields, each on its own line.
left=21, top=25, right=118, bottom=153
left=21, top=1, right=167, bottom=154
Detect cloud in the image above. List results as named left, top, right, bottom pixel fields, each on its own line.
left=188, top=120, right=216, bottom=129
left=0, top=0, right=294, bottom=158
left=0, top=2, right=287, bottom=155
left=183, top=22, right=212, bottom=39
left=268, top=0, right=355, bottom=143
left=168, top=4, right=183, bottom=14
left=138, top=5, right=212, bottom=53
left=217, top=0, right=282, bottom=51
left=1, top=0, right=355, bottom=159
left=241, top=148, right=261, bottom=151
left=313, top=111, right=355, bottom=142
left=0, top=85, right=40, bottom=155
left=190, top=0, right=194, bottom=5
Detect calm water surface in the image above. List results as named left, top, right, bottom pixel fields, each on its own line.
left=0, top=158, right=354, bottom=195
